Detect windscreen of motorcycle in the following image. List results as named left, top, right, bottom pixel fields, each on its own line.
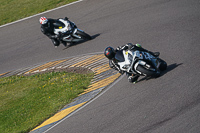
left=115, top=50, right=125, bottom=62
left=53, top=20, right=65, bottom=29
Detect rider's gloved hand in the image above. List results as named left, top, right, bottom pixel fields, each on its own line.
left=116, top=46, right=122, bottom=51
left=64, top=17, right=69, bottom=20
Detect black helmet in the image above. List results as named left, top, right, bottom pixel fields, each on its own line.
left=104, top=46, right=115, bottom=59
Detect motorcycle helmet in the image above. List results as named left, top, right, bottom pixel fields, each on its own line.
left=39, top=17, right=48, bottom=25
left=104, top=46, right=115, bottom=59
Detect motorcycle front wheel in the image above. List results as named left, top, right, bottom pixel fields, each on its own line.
left=158, top=58, right=167, bottom=71
left=136, top=65, right=160, bottom=77
left=76, top=30, right=92, bottom=40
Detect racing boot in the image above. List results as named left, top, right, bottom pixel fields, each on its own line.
left=51, top=38, right=60, bottom=48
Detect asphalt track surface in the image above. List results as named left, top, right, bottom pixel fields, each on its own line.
left=1, top=0, right=200, bottom=133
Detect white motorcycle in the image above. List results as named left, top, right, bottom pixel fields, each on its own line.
left=54, top=18, right=92, bottom=43
left=111, top=49, right=167, bottom=77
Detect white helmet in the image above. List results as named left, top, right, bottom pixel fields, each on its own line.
left=39, top=17, right=48, bottom=24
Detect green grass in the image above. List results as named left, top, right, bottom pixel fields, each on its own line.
left=0, top=0, right=78, bottom=26
left=0, top=71, right=93, bottom=133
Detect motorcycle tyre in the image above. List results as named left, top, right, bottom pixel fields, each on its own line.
left=76, top=30, right=92, bottom=40
left=137, top=65, right=160, bottom=78
left=158, top=58, right=167, bottom=71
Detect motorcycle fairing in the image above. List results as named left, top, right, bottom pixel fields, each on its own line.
left=116, top=49, right=160, bottom=75
left=117, top=50, right=133, bottom=71
left=54, top=19, right=71, bottom=34
left=53, top=20, right=65, bottom=28
left=72, top=28, right=82, bottom=39
left=132, top=51, right=161, bottom=75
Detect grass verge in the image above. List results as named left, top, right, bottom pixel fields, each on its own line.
left=0, top=0, right=78, bottom=26
left=0, top=71, right=93, bottom=133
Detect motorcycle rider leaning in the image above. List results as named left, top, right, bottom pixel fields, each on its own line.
left=104, top=43, right=160, bottom=83
left=39, top=16, right=72, bottom=48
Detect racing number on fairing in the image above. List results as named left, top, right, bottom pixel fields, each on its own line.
left=142, top=52, right=154, bottom=60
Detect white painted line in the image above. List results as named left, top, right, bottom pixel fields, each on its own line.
left=0, top=0, right=83, bottom=28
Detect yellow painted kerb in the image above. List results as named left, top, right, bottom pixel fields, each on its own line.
left=80, top=73, right=121, bottom=95
left=25, top=60, right=67, bottom=74
left=70, top=54, right=104, bottom=67
left=0, top=72, right=10, bottom=77
left=32, top=102, right=87, bottom=131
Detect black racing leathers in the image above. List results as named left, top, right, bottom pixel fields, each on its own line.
left=41, top=19, right=58, bottom=39
left=40, top=19, right=61, bottom=46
